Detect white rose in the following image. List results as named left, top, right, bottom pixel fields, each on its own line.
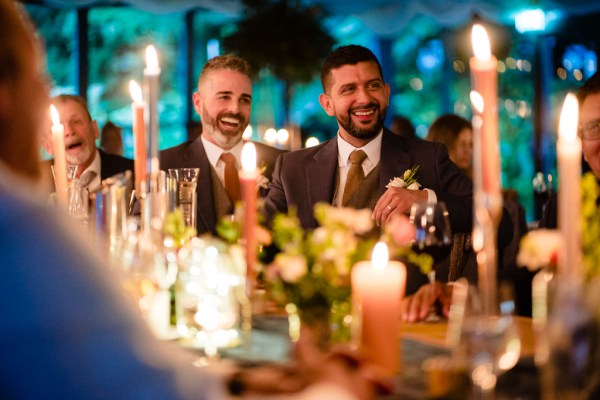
left=386, top=177, right=407, bottom=189
left=407, top=182, right=421, bottom=190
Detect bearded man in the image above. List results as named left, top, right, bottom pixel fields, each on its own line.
left=263, top=45, right=474, bottom=234
left=160, top=55, right=283, bottom=235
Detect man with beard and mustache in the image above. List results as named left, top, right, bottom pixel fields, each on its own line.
left=42, top=95, right=134, bottom=192
left=264, top=45, right=474, bottom=235
left=160, top=55, right=283, bottom=236
left=264, top=45, right=518, bottom=302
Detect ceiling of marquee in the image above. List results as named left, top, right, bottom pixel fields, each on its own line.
left=35, top=0, right=600, bottom=36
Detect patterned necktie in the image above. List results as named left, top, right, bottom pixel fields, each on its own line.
left=220, top=152, right=241, bottom=204
left=342, top=150, right=367, bottom=206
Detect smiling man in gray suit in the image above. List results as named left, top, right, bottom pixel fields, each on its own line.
left=264, top=45, right=474, bottom=234
left=161, top=55, right=283, bottom=235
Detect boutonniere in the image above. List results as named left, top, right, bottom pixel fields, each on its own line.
left=386, top=165, right=421, bottom=190
left=256, top=164, right=269, bottom=190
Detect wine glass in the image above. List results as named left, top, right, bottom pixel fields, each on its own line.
left=409, top=202, right=453, bottom=321
left=454, top=284, right=521, bottom=399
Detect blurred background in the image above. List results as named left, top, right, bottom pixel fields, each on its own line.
left=20, top=0, right=600, bottom=221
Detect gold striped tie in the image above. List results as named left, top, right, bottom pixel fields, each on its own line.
left=342, top=150, right=367, bottom=206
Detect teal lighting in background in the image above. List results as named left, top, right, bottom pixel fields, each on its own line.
left=416, top=39, right=444, bottom=74
left=514, top=8, right=546, bottom=33
left=207, top=38, right=220, bottom=60
left=563, top=44, right=597, bottom=78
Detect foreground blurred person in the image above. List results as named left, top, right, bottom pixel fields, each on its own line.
left=0, top=2, right=389, bottom=399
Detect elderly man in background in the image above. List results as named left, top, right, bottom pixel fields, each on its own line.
left=42, top=94, right=133, bottom=191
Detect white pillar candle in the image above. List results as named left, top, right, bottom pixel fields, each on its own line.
left=351, top=242, right=406, bottom=375
left=144, top=45, right=160, bottom=190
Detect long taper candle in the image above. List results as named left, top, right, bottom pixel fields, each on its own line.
left=130, top=80, right=147, bottom=196
left=50, top=105, right=68, bottom=206
left=239, top=142, right=259, bottom=298
left=144, top=45, right=160, bottom=189
left=470, top=24, right=502, bottom=221
left=557, top=93, right=581, bottom=277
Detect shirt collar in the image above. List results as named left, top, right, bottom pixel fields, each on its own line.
left=337, top=129, right=383, bottom=167
left=201, top=135, right=244, bottom=168
left=78, top=149, right=101, bottom=178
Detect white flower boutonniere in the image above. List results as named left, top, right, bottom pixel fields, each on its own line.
left=386, top=165, right=421, bottom=190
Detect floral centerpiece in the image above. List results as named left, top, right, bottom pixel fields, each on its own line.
left=264, top=201, right=432, bottom=345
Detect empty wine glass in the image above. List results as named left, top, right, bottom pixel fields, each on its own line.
left=409, top=202, right=453, bottom=321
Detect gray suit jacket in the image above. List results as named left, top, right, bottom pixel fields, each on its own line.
left=160, top=137, right=284, bottom=235
left=263, top=128, right=474, bottom=233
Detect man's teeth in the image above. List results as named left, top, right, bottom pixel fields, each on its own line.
left=353, top=110, right=375, bottom=116
left=221, top=117, right=240, bottom=125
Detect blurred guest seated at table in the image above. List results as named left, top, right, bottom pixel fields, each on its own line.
left=41, top=95, right=133, bottom=191
left=0, top=2, right=390, bottom=399
left=389, top=114, right=417, bottom=139
left=160, top=54, right=284, bottom=236
left=540, top=70, right=600, bottom=229
left=100, top=120, right=124, bottom=156
left=425, top=114, right=473, bottom=179
left=263, top=45, right=513, bottom=295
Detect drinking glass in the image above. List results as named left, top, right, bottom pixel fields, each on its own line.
left=454, top=284, right=521, bottom=399
left=409, top=202, right=453, bottom=321
left=168, top=168, right=200, bottom=230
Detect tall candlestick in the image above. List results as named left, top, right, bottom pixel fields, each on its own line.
left=239, top=142, right=259, bottom=297
left=144, top=45, right=160, bottom=190
left=557, top=93, right=581, bottom=277
left=351, top=242, right=406, bottom=375
left=470, top=24, right=502, bottom=221
left=50, top=105, right=68, bottom=207
left=470, top=91, right=498, bottom=315
left=130, top=80, right=147, bottom=196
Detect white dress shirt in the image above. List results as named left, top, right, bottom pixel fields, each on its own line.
left=201, top=136, right=244, bottom=186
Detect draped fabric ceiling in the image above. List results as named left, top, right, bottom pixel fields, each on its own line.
left=41, top=0, right=600, bottom=36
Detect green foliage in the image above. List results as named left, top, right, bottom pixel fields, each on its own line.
left=223, top=0, right=335, bottom=86
left=581, top=172, right=600, bottom=280
left=162, top=208, right=196, bottom=248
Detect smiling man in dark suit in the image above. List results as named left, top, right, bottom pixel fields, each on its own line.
left=263, top=45, right=474, bottom=234
left=160, top=55, right=283, bottom=235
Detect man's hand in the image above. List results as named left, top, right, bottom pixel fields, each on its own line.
left=372, top=187, right=428, bottom=228
left=402, top=281, right=453, bottom=323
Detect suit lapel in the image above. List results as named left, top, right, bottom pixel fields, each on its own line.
left=306, top=139, right=338, bottom=209
left=183, top=139, right=216, bottom=234
left=380, top=129, right=412, bottom=193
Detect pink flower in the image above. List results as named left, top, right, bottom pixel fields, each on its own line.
left=386, top=214, right=416, bottom=246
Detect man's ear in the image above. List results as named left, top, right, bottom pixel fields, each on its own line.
left=92, top=120, right=99, bottom=140
left=192, top=91, right=202, bottom=115
left=318, top=93, right=335, bottom=117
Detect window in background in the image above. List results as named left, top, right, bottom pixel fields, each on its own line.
left=88, top=7, right=185, bottom=158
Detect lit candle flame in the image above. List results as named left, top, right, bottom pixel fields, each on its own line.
left=371, top=241, right=389, bottom=271
left=145, top=45, right=159, bottom=71
left=241, top=142, right=257, bottom=172
left=50, top=104, right=61, bottom=126
left=243, top=125, right=253, bottom=140
left=559, top=93, right=579, bottom=143
left=472, top=24, right=491, bottom=61
left=129, top=80, right=143, bottom=103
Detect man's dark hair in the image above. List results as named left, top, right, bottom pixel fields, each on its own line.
left=320, top=45, right=383, bottom=93
left=577, top=71, right=600, bottom=105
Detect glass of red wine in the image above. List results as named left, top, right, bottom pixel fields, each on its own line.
left=409, top=201, right=452, bottom=321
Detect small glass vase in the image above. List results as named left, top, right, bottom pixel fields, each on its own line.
left=286, top=300, right=356, bottom=352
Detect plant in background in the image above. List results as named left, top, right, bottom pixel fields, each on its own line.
left=581, top=172, right=600, bottom=280
left=162, top=208, right=196, bottom=248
